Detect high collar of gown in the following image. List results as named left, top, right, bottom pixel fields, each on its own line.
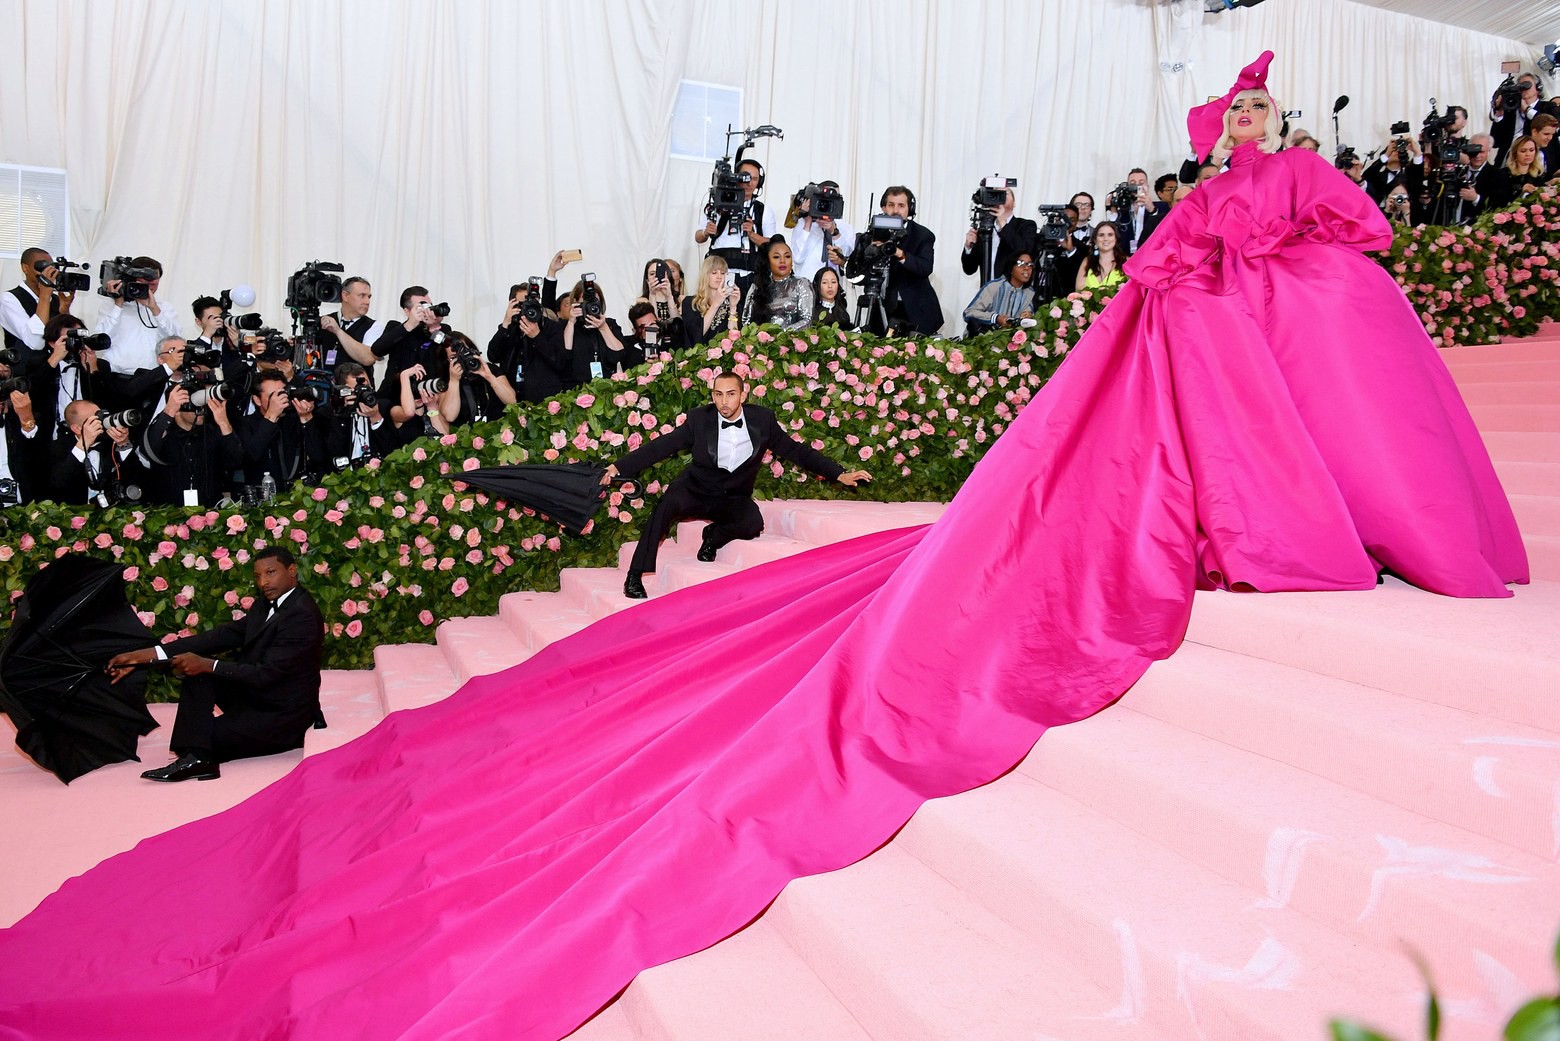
left=1229, top=141, right=1266, bottom=168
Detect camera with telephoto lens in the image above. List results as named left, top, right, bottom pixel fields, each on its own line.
left=97, top=257, right=159, bottom=301
left=335, top=379, right=379, bottom=412
left=801, top=182, right=845, bottom=221
left=419, top=300, right=452, bottom=320
left=218, top=288, right=265, bottom=335
left=0, top=375, right=29, bottom=395
left=63, top=329, right=112, bottom=359
left=580, top=275, right=604, bottom=319
left=33, top=256, right=91, bottom=293
left=411, top=375, right=449, bottom=397
left=96, top=408, right=142, bottom=432
left=516, top=278, right=545, bottom=326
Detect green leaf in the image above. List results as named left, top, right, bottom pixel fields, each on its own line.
left=1329, top=1019, right=1399, bottom=1041
left=1505, top=999, right=1560, bottom=1041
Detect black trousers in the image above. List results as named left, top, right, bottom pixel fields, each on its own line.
left=169, top=673, right=313, bottom=763
left=628, top=482, right=764, bottom=574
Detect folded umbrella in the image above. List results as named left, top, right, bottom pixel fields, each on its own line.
left=452, top=462, right=639, bottom=536
left=0, top=554, right=159, bottom=783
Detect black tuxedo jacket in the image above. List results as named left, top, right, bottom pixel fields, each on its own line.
left=47, top=433, right=149, bottom=505
left=613, top=403, right=844, bottom=499
left=960, top=217, right=1039, bottom=280
left=1, top=410, right=46, bottom=504
left=164, top=585, right=324, bottom=717
left=889, top=221, right=945, bottom=335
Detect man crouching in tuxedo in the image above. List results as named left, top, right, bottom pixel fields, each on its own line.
left=602, top=369, right=871, bottom=599
left=106, top=546, right=325, bottom=782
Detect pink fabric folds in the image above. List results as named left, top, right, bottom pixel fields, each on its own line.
left=0, top=142, right=1525, bottom=1041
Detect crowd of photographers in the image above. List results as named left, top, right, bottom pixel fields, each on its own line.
left=0, top=70, right=1552, bottom=514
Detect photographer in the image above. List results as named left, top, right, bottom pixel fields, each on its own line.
left=0, top=355, right=44, bottom=508
left=50, top=399, right=147, bottom=506
left=961, top=186, right=1037, bottom=283
left=438, top=332, right=517, bottom=428
left=3, top=247, right=75, bottom=360
left=237, top=371, right=330, bottom=494
left=788, top=181, right=856, bottom=280
left=190, top=296, right=256, bottom=385
left=316, top=277, right=393, bottom=377
left=682, top=256, right=742, bottom=347
left=845, top=186, right=943, bottom=336
left=326, top=360, right=394, bottom=468
left=489, top=283, right=570, bottom=404
left=1364, top=133, right=1424, bottom=217
left=93, top=256, right=182, bottom=374
left=1107, top=170, right=1167, bottom=255
left=695, top=158, right=776, bottom=274
left=140, top=374, right=243, bottom=507
left=1491, top=71, right=1550, bottom=167
left=389, top=363, right=451, bottom=445
left=1054, top=192, right=1095, bottom=296
left=626, top=302, right=675, bottom=358
left=1454, top=135, right=1500, bottom=221
left=377, top=286, right=458, bottom=401
left=561, top=278, right=634, bottom=385
left=637, top=260, right=690, bottom=351
left=35, top=314, right=108, bottom=434
left=114, top=335, right=188, bottom=424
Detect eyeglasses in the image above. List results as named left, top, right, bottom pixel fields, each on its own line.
left=1014, top=260, right=1034, bottom=267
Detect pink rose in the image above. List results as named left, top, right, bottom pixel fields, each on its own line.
left=312, top=487, right=329, bottom=501
left=151, top=576, right=170, bottom=592
left=341, top=600, right=358, bottom=617
left=547, top=400, right=562, bottom=414
left=418, top=610, right=435, bottom=626
left=466, top=549, right=483, bottom=564
left=451, top=577, right=470, bottom=597
left=69, top=516, right=86, bottom=530
left=225, top=516, right=246, bottom=535
left=345, top=620, right=363, bottom=638
left=412, top=447, right=428, bottom=461
left=576, top=393, right=595, bottom=408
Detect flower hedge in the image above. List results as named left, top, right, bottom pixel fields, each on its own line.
left=0, top=190, right=1553, bottom=684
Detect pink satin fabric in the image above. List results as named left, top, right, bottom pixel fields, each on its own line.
left=0, top=143, right=1525, bottom=1041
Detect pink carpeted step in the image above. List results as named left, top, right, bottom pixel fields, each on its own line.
left=1510, top=493, right=1560, bottom=537
left=1128, top=644, right=1559, bottom=860
left=763, top=844, right=1167, bottom=1041
left=303, top=669, right=386, bottom=755
left=1455, top=380, right=1560, bottom=405
left=1482, top=431, right=1560, bottom=465
left=880, top=780, right=1431, bottom=1041
left=1448, top=359, right=1560, bottom=384
left=558, top=567, right=642, bottom=621
left=1494, top=459, right=1560, bottom=497
left=1182, top=579, right=1560, bottom=733
left=1527, top=535, right=1560, bottom=583
left=1444, top=341, right=1560, bottom=363
left=609, top=919, right=877, bottom=1041
left=435, top=615, right=534, bottom=684
left=498, top=590, right=596, bottom=654
left=372, top=642, right=461, bottom=715
left=1024, top=707, right=1557, bottom=995
left=1465, top=402, right=1560, bottom=432
left=758, top=499, right=945, bottom=546
left=652, top=557, right=744, bottom=597
left=561, top=1003, right=638, bottom=1041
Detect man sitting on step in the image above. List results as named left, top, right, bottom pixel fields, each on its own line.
left=107, top=546, right=326, bottom=782
left=602, top=369, right=872, bottom=599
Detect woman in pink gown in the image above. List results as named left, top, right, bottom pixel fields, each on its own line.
left=0, top=53, right=1525, bottom=1041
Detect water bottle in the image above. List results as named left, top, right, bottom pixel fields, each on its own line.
left=259, top=472, right=277, bottom=503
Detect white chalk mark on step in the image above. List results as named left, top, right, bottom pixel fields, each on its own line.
left=1078, top=918, right=1146, bottom=1023
left=1253, top=827, right=1327, bottom=910
left=1360, top=836, right=1529, bottom=921
left=1472, top=756, right=1507, bottom=797
left=1176, top=937, right=1299, bottom=1040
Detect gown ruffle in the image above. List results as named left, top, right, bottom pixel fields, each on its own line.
left=0, top=143, right=1526, bottom=1041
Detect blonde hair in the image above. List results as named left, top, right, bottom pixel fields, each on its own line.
left=1212, top=89, right=1284, bottom=160
left=692, top=254, right=730, bottom=315
left=1505, top=135, right=1543, bottom=178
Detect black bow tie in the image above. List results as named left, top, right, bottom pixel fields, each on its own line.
left=721, top=419, right=743, bottom=429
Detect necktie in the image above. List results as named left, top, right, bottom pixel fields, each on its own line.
left=721, top=419, right=743, bottom=430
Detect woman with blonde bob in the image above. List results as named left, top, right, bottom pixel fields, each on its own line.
left=682, top=253, right=742, bottom=345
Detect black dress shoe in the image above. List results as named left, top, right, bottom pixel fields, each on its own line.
left=697, top=532, right=719, bottom=563
left=623, top=572, right=648, bottom=599
left=141, top=754, right=221, bottom=782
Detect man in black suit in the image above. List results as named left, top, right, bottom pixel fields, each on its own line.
left=602, top=371, right=872, bottom=599
left=850, top=186, right=943, bottom=337
left=108, top=546, right=325, bottom=782
left=0, top=372, right=45, bottom=508
left=1112, top=169, right=1170, bottom=255
left=960, top=187, right=1038, bottom=285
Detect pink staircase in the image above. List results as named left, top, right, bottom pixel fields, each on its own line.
left=1, top=342, right=1555, bottom=1041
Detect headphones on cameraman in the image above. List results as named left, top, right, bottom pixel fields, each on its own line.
left=739, top=159, right=766, bottom=193
left=878, top=185, right=917, bottom=219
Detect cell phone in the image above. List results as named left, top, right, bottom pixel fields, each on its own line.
left=723, top=271, right=737, bottom=288
left=655, top=260, right=670, bottom=283
left=559, top=249, right=583, bottom=264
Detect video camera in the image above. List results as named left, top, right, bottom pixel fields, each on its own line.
left=1495, top=73, right=1525, bottom=113
left=97, top=257, right=159, bottom=302
left=33, top=256, right=91, bottom=293
left=1107, top=181, right=1140, bottom=216
left=285, top=261, right=345, bottom=311
left=970, top=175, right=1016, bottom=234
left=706, top=158, right=750, bottom=226
left=1035, top=205, right=1072, bottom=244
left=797, top=182, right=846, bottom=221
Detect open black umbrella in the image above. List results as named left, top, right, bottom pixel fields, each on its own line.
left=453, top=463, right=640, bottom=536
left=0, top=554, right=159, bottom=783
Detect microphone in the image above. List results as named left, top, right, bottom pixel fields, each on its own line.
left=1333, top=95, right=1350, bottom=114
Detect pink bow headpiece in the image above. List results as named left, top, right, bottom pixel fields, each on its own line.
left=1188, top=50, right=1275, bottom=160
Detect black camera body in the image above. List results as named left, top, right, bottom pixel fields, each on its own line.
left=1035, top=205, right=1072, bottom=244
left=63, top=330, right=111, bottom=359
left=855, top=214, right=908, bottom=269
left=803, top=182, right=845, bottom=221
left=1107, top=181, right=1138, bottom=216
left=34, top=256, right=91, bottom=293
left=581, top=275, right=605, bottom=319
left=97, top=257, right=159, bottom=302
left=0, top=376, right=29, bottom=396
left=516, top=277, right=546, bottom=327
left=0, top=477, right=19, bottom=507
left=706, top=158, right=751, bottom=226
left=427, top=301, right=452, bottom=319
left=285, top=261, right=345, bottom=311
left=254, top=329, right=294, bottom=364
left=454, top=338, right=483, bottom=375
left=1390, top=120, right=1412, bottom=136
left=336, top=379, right=379, bottom=412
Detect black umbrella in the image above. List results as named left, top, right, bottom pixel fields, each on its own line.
left=453, top=462, right=640, bottom=536
left=0, top=554, right=159, bottom=783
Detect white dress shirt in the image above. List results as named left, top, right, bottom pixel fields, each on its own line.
left=0, top=285, right=47, bottom=353
left=791, top=216, right=857, bottom=280
left=95, top=298, right=183, bottom=374
left=699, top=199, right=779, bottom=252
left=716, top=411, right=754, bottom=472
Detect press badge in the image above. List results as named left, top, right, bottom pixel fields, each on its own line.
left=589, top=361, right=604, bottom=379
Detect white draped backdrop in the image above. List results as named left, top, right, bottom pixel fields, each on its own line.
left=0, top=0, right=1543, bottom=337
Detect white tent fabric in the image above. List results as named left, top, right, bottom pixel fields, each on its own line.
left=0, top=0, right=1543, bottom=340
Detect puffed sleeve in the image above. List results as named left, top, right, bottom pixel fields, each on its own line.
left=1123, top=190, right=1221, bottom=291
left=1283, top=149, right=1393, bottom=252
